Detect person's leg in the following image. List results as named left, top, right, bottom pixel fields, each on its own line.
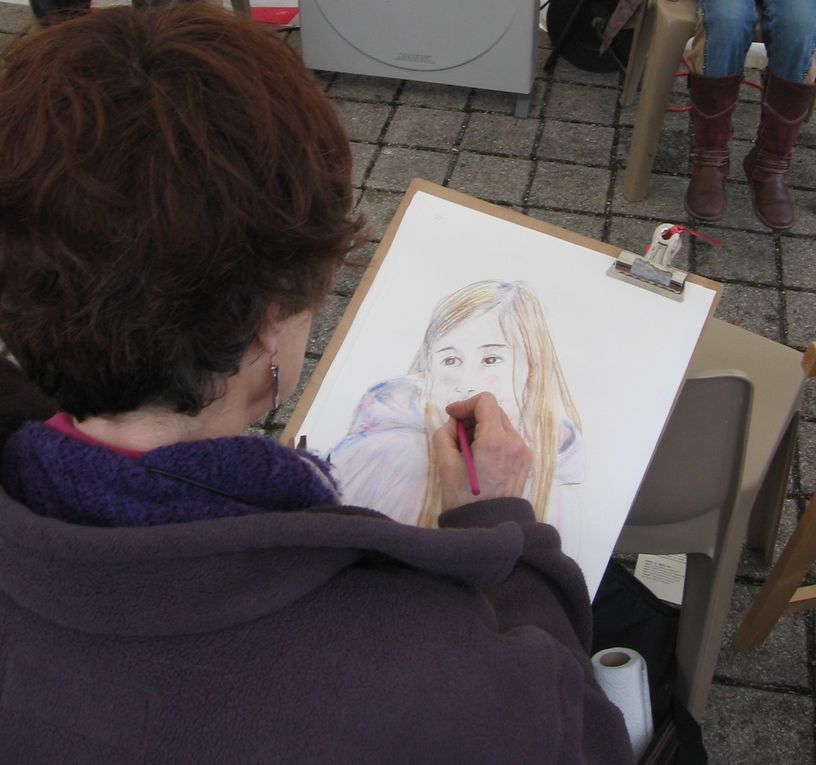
left=761, top=0, right=816, bottom=84
left=683, top=0, right=754, bottom=221
left=688, top=0, right=756, bottom=77
left=742, top=0, right=816, bottom=229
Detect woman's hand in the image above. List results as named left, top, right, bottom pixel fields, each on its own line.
left=433, top=392, right=532, bottom=512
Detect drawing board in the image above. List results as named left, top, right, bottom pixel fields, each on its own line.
left=284, top=180, right=720, bottom=596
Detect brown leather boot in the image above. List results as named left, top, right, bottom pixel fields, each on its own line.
left=684, top=73, right=743, bottom=221
left=743, top=73, right=816, bottom=230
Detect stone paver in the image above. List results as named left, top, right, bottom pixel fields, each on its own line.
left=366, top=146, right=450, bottom=193
left=0, top=3, right=29, bottom=33
left=702, top=685, right=814, bottom=763
left=460, top=112, right=539, bottom=157
left=469, top=78, right=546, bottom=117
left=332, top=100, right=391, bottom=143
left=716, top=583, right=810, bottom=688
left=328, top=72, right=401, bottom=102
left=545, top=81, right=620, bottom=125
left=385, top=106, right=464, bottom=151
left=530, top=162, right=611, bottom=212
left=781, top=237, right=816, bottom=289
left=448, top=152, right=533, bottom=206
left=611, top=173, right=690, bottom=222
left=355, top=188, right=404, bottom=243
left=694, top=227, right=779, bottom=286
left=786, top=290, right=816, bottom=348
left=540, top=121, right=615, bottom=167
left=398, top=80, right=469, bottom=110
left=799, top=421, right=816, bottom=496
left=714, top=282, right=783, bottom=342
left=349, top=141, right=377, bottom=188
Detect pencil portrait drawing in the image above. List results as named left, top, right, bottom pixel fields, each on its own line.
left=291, top=188, right=717, bottom=595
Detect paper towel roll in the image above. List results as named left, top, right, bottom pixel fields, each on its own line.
left=591, top=647, right=654, bottom=760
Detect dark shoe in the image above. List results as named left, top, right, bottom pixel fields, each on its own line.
left=684, top=73, right=743, bottom=221
left=743, top=73, right=816, bottom=231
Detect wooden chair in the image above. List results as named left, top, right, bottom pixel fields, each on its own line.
left=617, top=320, right=811, bottom=719
left=733, top=342, right=816, bottom=651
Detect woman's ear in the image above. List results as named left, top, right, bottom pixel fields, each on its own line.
left=256, top=303, right=282, bottom=354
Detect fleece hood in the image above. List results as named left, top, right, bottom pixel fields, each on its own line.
left=0, top=484, right=529, bottom=638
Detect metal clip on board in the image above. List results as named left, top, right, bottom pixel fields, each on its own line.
left=607, top=223, right=687, bottom=301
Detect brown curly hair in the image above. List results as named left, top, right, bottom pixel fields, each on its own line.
left=0, top=4, right=365, bottom=418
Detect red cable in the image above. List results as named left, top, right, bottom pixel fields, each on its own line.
left=664, top=56, right=763, bottom=113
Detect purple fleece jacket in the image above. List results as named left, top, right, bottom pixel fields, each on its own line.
left=0, top=356, right=633, bottom=764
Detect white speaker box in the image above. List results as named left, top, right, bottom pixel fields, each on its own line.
left=299, top=0, right=540, bottom=116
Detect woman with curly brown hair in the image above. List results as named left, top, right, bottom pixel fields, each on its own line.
left=0, top=6, right=631, bottom=763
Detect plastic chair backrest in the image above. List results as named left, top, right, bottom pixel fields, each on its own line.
left=615, top=371, right=753, bottom=719
left=622, top=373, right=751, bottom=548
left=691, top=320, right=806, bottom=562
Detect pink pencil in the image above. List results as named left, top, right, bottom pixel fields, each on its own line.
left=457, top=419, right=481, bottom=496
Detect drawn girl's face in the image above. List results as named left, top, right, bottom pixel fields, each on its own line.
left=427, top=308, right=528, bottom=428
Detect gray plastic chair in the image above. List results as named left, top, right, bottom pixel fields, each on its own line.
left=616, top=318, right=809, bottom=720
left=694, top=320, right=807, bottom=563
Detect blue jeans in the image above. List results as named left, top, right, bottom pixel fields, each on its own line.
left=698, top=0, right=816, bottom=81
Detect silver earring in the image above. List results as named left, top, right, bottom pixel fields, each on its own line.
left=270, top=363, right=280, bottom=411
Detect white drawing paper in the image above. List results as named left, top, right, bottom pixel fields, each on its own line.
left=296, top=191, right=716, bottom=597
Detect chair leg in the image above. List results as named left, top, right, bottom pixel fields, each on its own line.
left=622, top=0, right=695, bottom=201
left=620, top=3, right=652, bottom=108
left=746, top=345, right=816, bottom=561
left=673, top=553, right=731, bottom=720
left=734, top=493, right=816, bottom=650
left=675, top=514, right=750, bottom=721
left=746, top=415, right=799, bottom=562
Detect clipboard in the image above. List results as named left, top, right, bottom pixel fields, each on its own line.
left=280, top=178, right=722, bottom=596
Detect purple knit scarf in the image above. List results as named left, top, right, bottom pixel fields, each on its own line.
left=1, top=422, right=340, bottom=527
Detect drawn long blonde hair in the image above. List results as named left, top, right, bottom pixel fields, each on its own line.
left=410, top=280, right=581, bottom=528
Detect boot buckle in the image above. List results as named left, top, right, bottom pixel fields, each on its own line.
left=691, top=149, right=729, bottom=167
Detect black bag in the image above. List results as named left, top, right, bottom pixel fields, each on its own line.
left=592, top=560, right=708, bottom=765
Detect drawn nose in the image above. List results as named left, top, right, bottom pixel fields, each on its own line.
left=455, top=382, right=478, bottom=396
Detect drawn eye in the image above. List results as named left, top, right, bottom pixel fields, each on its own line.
left=482, top=355, right=504, bottom=366
left=441, top=356, right=461, bottom=367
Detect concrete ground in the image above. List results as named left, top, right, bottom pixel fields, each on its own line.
left=1, top=5, right=813, bottom=762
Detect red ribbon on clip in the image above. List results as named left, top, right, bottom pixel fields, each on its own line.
left=662, top=225, right=722, bottom=249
